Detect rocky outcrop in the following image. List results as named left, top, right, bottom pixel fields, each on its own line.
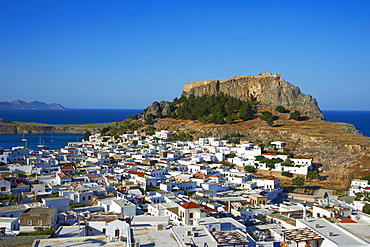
left=0, top=118, right=12, bottom=123
left=144, top=101, right=174, bottom=118
left=183, top=71, right=324, bottom=120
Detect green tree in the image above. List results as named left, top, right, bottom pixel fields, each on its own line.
left=145, top=114, right=155, bottom=125
left=266, top=118, right=274, bottom=126
left=292, top=176, right=305, bottom=187
left=260, top=111, right=273, bottom=121
left=284, top=158, right=294, bottom=166
left=290, top=110, right=301, bottom=121
left=244, top=165, right=256, bottom=173
left=225, top=153, right=236, bottom=158
left=281, top=171, right=293, bottom=177
left=307, top=170, right=320, bottom=179
left=275, top=105, right=286, bottom=113
left=361, top=175, right=370, bottom=183
left=83, top=130, right=91, bottom=141
left=363, top=203, right=370, bottom=214
left=100, top=127, right=111, bottom=135
left=260, top=111, right=274, bottom=126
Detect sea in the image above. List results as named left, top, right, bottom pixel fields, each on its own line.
left=0, top=109, right=369, bottom=150
left=0, top=109, right=143, bottom=150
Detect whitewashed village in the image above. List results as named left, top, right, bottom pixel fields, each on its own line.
left=1, top=130, right=370, bottom=247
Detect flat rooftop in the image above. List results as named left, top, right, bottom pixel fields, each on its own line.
left=297, top=219, right=369, bottom=246
left=339, top=223, right=370, bottom=243
left=172, top=226, right=217, bottom=247
left=132, top=227, right=179, bottom=247
left=33, top=236, right=124, bottom=247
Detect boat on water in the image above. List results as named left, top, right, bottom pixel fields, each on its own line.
left=37, top=137, right=46, bottom=148
left=21, top=134, right=27, bottom=142
left=51, top=136, right=55, bottom=142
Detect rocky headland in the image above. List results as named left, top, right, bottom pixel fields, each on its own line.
left=0, top=100, right=66, bottom=110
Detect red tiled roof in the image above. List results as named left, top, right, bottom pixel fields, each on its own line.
left=61, top=166, right=74, bottom=170
left=362, top=187, right=370, bottom=190
left=267, top=177, right=279, bottom=180
left=263, top=153, right=277, bottom=156
left=180, top=202, right=203, bottom=209
left=65, top=148, right=78, bottom=151
left=57, top=172, right=70, bottom=179
left=340, top=217, right=357, bottom=223
left=106, top=218, right=118, bottom=223
left=194, top=173, right=206, bottom=178
left=127, top=170, right=151, bottom=176
left=125, top=163, right=136, bottom=167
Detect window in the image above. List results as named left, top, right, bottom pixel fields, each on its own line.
left=115, top=229, right=120, bottom=238
left=27, top=220, right=32, bottom=225
left=88, top=196, right=91, bottom=200
left=38, top=220, right=43, bottom=225
left=82, top=196, right=85, bottom=201
left=102, top=228, right=106, bottom=234
left=189, top=213, right=193, bottom=219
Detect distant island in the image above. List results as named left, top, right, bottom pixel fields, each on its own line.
left=0, top=100, right=66, bottom=110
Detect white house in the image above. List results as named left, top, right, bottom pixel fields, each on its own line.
left=178, top=202, right=205, bottom=225
left=98, top=198, right=136, bottom=217
left=0, top=217, right=19, bottom=235
left=87, top=218, right=130, bottom=241
left=0, top=178, right=11, bottom=195
left=42, top=197, right=70, bottom=212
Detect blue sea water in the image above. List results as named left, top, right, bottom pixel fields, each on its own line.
left=0, top=109, right=142, bottom=150
left=0, top=133, right=84, bottom=151
left=323, top=111, right=370, bottom=137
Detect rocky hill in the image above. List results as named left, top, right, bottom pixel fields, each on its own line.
left=153, top=117, right=370, bottom=190
left=140, top=71, right=369, bottom=190
left=182, top=71, right=324, bottom=119
left=0, top=100, right=66, bottom=110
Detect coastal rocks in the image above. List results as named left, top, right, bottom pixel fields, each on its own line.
left=182, top=71, right=324, bottom=120
left=144, top=101, right=174, bottom=118
left=0, top=122, right=91, bottom=134
left=0, top=118, right=12, bottom=123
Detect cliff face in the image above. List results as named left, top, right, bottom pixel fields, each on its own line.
left=183, top=71, right=324, bottom=120
left=144, top=101, right=174, bottom=118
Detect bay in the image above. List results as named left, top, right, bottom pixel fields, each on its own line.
left=0, top=133, right=83, bottom=150
left=0, top=109, right=142, bottom=150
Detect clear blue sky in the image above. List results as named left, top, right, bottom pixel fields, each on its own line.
left=1, top=1, right=369, bottom=110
